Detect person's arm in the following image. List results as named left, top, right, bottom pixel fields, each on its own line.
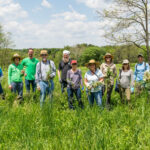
left=50, top=61, right=56, bottom=78
left=130, top=70, right=134, bottom=87
left=134, top=64, right=137, bottom=81
left=58, top=62, right=62, bottom=82
left=79, top=70, right=83, bottom=88
left=146, top=63, right=150, bottom=71
left=35, top=63, right=40, bottom=88
left=113, top=64, right=117, bottom=78
left=8, top=65, right=12, bottom=88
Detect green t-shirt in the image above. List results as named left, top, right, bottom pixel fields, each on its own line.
left=8, top=64, right=24, bottom=85
left=21, top=57, right=39, bottom=80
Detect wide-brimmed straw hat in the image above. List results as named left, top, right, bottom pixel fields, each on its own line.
left=11, top=53, right=21, bottom=61
left=103, top=53, right=113, bottom=59
left=85, top=59, right=100, bottom=68
left=40, top=50, right=48, bottom=56
left=122, top=59, right=129, bottom=64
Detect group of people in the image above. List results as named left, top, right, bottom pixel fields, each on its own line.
left=0, top=48, right=149, bottom=108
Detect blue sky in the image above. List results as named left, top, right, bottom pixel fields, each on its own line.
left=0, top=0, right=112, bottom=48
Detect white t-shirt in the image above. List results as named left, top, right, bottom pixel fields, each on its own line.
left=84, top=69, right=104, bottom=92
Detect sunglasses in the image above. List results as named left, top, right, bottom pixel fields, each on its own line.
left=123, top=63, right=128, bottom=65
left=105, top=57, right=111, bottom=59
left=41, top=54, right=47, bottom=56
left=72, top=63, right=77, bottom=65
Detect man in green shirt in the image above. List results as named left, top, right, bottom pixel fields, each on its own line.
left=21, top=48, right=39, bottom=93
left=8, top=53, right=24, bottom=100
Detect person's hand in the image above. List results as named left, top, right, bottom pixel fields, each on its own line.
left=9, top=85, right=12, bottom=89
left=21, top=70, right=25, bottom=74
left=25, top=73, right=27, bottom=76
left=37, top=86, right=41, bottom=91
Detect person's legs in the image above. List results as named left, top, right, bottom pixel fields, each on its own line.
left=39, top=81, right=47, bottom=107
left=61, top=81, right=67, bottom=93
left=25, top=80, right=30, bottom=93
left=94, top=91, right=102, bottom=106
left=31, top=80, right=36, bottom=92
left=0, top=83, right=4, bottom=100
left=67, top=87, right=74, bottom=109
left=87, top=91, right=94, bottom=106
left=48, top=80, right=54, bottom=102
left=125, top=88, right=131, bottom=101
left=106, top=85, right=113, bottom=105
left=17, top=82, right=23, bottom=100
left=11, top=82, right=17, bottom=93
left=75, top=88, right=83, bottom=108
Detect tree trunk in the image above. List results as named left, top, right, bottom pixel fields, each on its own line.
left=145, top=0, right=150, bottom=64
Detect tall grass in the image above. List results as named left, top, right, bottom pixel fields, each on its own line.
left=0, top=65, right=150, bottom=149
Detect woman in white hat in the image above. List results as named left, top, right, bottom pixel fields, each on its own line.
left=84, top=59, right=104, bottom=106
left=119, top=59, right=134, bottom=103
left=100, top=53, right=117, bottom=108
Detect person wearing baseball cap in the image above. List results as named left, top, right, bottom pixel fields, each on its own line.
left=100, top=53, right=117, bottom=108
left=66, top=60, right=84, bottom=109
left=58, top=50, right=72, bottom=93
left=118, top=59, right=134, bottom=103
left=8, top=53, right=25, bottom=102
left=35, top=50, right=56, bottom=107
left=21, top=48, right=39, bottom=93
left=134, top=53, right=149, bottom=96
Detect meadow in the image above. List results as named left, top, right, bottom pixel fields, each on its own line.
left=0, top=65, right=150, bottom=150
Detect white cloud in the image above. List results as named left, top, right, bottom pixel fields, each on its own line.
left=41, top=0, right=51, bottom=8
left=0, top=0, right=28, bottom=20
left=0, top=0, right=106, bottom=48
left=77, top=0, right=112, bottom=9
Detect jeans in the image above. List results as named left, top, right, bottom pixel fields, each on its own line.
left=61, top=81, right=67, bottom=93
left=0, top=83, right=3, bottom=94
left=67, top=88, right=83, bottom=109
left=39, top=80, right=54, bottom=106
left=11, top=82, right=23, bottom=99
left=25, top=80, right=36, bottom=93
left=87, top=90, right=102, bottom=106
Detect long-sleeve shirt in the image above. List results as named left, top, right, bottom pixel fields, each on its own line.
left=36, top=60, right=56, bottom=86
left=21, top=57, right=39, bottom=80
left=8, top=64, right=24, bottom=85
left=134, top=62, right=149, bottom=82
left=119, top=69, right=134, bottom=88
left=67, top=69, right=83, bottom=89
left=100, top=63, right=117, bottom=85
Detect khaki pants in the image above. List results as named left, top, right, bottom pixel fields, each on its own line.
left=135, top=82, right=144, bottom=97
left=120, top=87, right=131, bottom=102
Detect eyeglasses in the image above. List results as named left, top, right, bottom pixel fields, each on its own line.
left=41, top=54, right=47, bottom=56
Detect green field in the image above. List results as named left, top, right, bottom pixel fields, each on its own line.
left=0, top=65, right=150, bottom=150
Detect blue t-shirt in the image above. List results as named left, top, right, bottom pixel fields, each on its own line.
left=134, top=62, right=149, bottom=82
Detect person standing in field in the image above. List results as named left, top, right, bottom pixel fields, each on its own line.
left=67, top=60, right=84, bottom=109
left=21, top=48, right=39, bottom=93
left=134, top=54, right=149, bottom=96
left=36, top=50, right=56, bottom=107
left=118, top=60, right=134, bottom=103
left=84, top=60, right=104, bottom=107
left=100, top=53, right=117, bottom=108
left=8, top=54, right=25, bottom=101
left=58, top=50, right=72, bottom=93
left=0, top=67, right=5, bottom=100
